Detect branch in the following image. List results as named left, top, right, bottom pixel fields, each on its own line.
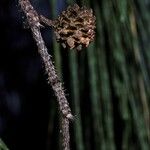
left=40, top=15, right=54, bottom=27
left=18, top=0, right=73, bottom=149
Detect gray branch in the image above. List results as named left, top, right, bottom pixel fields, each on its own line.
left=19, top=0, right=73, bottom=149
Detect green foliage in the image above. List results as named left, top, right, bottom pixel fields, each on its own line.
left=0, top=139, right=9, bottom=150
left=47, top=0, right=150, bottom=149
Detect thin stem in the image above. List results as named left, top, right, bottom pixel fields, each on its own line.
left=18, top=0, right=73, bottom=150
left=61, top=117, right=70, bottom=150
left=39, top=15, right=54, bottom=27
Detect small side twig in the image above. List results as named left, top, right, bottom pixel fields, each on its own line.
left=39, top=15, right=54, bottom=27
left=19, top=0, right=73, bottom=150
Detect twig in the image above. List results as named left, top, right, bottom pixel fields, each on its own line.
left=61, top=117, right=70, bottom=150
left=18, top=0, right=73, bottom=149
left=39, top=15, right=54, bottom=27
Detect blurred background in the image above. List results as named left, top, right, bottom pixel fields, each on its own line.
left=0, top=0, right=150, bottom=150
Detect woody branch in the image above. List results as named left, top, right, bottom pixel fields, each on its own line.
left=18, top=0, right=73, bottom=150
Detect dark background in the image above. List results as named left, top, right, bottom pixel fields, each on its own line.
left=0, top=0, right=53, bottom=149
